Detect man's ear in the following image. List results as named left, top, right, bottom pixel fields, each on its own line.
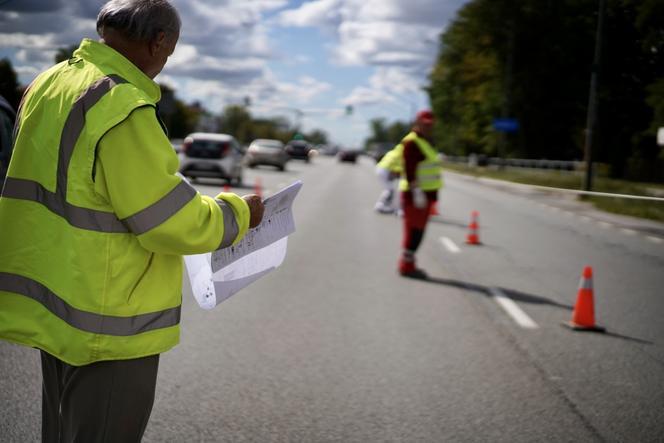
left=148, top=31, right=167, bottom=56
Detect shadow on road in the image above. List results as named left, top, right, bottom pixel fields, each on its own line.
left=574, top=329, right=654, bottom=345
left=427, top=216, right=468, bottom=229
left=421, top=276, right=572, bottom=310
left=421, top=276, right=654, bottom=345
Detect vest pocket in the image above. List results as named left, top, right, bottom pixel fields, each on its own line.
left=126, top=252, right=154, bottom=304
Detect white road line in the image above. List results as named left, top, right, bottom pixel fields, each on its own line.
left=439, top=237, right=461, bottom=253
left=647, top=236, right=663, bottom=244
left=489, top=287, right=539, bottom=329
left=621, top=228, right=636, bottom=236
left=579, top=215, right=591, bottom=222
left=598, top=221, right=612, bottom=228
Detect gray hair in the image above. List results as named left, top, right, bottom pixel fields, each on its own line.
left=97, top=0, right=181, bottom=43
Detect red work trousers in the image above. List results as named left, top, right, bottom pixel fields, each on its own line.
left=399, top=192, right=434, bottom=272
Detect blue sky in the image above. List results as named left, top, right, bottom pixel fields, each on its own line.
left=0, top=0, right=468, bottom=146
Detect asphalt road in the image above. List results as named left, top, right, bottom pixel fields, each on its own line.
left=1, top=155, right=662, bottom=442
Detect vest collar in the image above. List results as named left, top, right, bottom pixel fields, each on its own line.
left=74, top=38, right=161, bottom=103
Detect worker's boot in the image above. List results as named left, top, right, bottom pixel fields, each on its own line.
left=398, top=251, right=428, bottom=279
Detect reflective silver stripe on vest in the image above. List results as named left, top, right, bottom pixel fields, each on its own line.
left=123, top=180, right=197, bottom=235
left=216, top=199, right=239, bottom=249
left=1, top=177, right=129, bottom=233
left=0, top=272, right=180, bottom=336
left=3, top=74, right=195, bottom=235
left=57, top=75, right=127, bottom=201
left=417, top=174, right=442, bottom=182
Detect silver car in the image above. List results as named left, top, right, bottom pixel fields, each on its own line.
left=178, top=132, right=244, bottom=184
left=244, top=139, right=289, bottom=171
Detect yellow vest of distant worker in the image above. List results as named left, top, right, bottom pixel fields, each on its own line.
left=398, top=132, right=443, bottom=191
left=377, top=143, right=404, bottom=174
left=0, top=40, right=246, bottom=365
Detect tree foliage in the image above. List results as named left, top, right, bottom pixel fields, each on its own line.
left=0, top=58, right=21, bottom=110
left=428, top=0, right=664, bottom=181
left=54, top=45, right=79, bottom=64
left=365, top=118, right=410, bottom=149
left=218, top=105, right=327, bottom=146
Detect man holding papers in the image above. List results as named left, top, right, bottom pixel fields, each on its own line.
left=0, top=0, right=263, bottom=440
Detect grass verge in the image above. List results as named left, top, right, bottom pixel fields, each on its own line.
left=442, top=162, right=664, bottom=222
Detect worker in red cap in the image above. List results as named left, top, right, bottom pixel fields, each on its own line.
left=397, top=110, right=442, bottom=279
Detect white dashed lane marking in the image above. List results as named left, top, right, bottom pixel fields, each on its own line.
left=439, top=236, right=461, bottom=254
left=489, top=287, right=539, bottom=329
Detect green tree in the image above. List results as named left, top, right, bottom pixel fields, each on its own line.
left=54, top=44, right=79, bottom=64
left=219, top=105, right=252, bottom=144
left=306, top=129, right=328, bottom=145
left=386, top=121, right=410, bottom=145
left=428, top=0, right=664, bottom=181
left=0, top=58, right=21, bottom=109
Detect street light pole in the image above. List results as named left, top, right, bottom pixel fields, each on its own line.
left=583, top=0, right=606, bottom=192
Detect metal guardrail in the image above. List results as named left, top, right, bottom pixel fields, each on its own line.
left=442, top=156, right=664, bottom=202
left=444, top=155, right=582, bottom=171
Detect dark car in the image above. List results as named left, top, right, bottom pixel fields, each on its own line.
left=337, top=148, right=361, bottom=163
left=285, top=140, right=311, bottom=162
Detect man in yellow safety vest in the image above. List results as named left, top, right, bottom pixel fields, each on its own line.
left=398, top=110, right=443, bottom=279
left=0, top=1, right=264, bottom=440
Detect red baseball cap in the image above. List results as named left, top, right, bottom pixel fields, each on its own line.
left=415, top=110, right=434, bottom=124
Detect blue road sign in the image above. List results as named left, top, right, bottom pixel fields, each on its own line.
left=493, top=118, right=520, bottom=133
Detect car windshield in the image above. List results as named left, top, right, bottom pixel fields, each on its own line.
left=256, top=141, right=283, bottom=149
left=189, top=139, right=229, bottom=157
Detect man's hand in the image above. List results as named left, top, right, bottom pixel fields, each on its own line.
left=243, top=194, right=265, bottom=228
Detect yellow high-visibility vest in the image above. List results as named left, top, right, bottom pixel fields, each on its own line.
left=398, top=132, right=443, bottom=191
left=0, top=39, right=250, bottom=365
left=377, top=143, right=404, bottom=174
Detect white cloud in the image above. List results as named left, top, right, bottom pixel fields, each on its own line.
left=278, top=0, right=465, bottom=113
left=278, top=0, right=342, bottom=28
left=341, top=86, right=394, bottom=107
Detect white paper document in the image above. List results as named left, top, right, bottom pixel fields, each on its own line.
left=184, top=180, right=302, bottom=309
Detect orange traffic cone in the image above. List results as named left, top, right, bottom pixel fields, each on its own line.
left=429, top=202, right=440, bottom=216
left=223, top=184, right=230, bottom=192
left=465, top=211, right=481, bottom=245
left=254, top=177, right=263, bottom=198
left=564, top=266, right=605, bottom=332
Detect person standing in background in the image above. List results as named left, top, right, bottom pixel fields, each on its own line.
left=374, top=143, right=403, bottom=214
left=398, top=110, right=442, bottom=279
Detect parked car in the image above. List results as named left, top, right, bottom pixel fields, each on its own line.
left=284, top=140, right=311, bottom=162
left=178, top=132, right=244, bottom=184
left=337, top=148, right=361, bottom=163
left=245, top=139, right=289, bottom=171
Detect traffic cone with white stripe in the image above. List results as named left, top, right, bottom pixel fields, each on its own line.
left=564, top=266, right=605, bottom=332
left=465, top=211, right=481, bottom=245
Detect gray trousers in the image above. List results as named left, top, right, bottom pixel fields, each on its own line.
left=40, top=350, right=159, bottom=443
